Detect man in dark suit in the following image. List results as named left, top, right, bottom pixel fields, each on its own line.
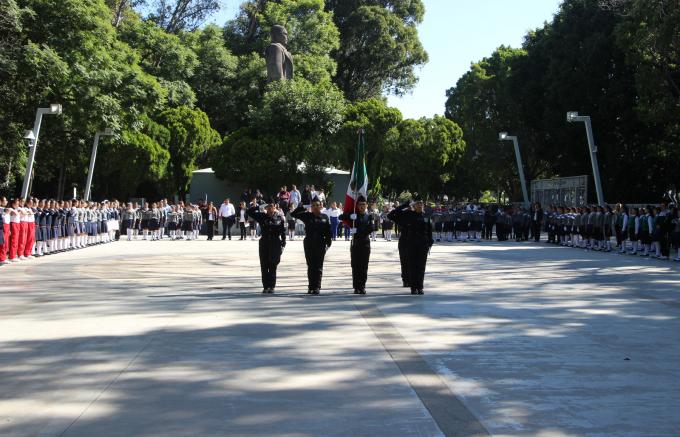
left=532, top=202, right=544, bottom=242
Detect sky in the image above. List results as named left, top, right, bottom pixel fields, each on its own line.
left=210, top=0, right=563, bottom=120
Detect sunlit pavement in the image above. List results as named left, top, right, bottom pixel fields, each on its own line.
left=1, top=237, right=679, bottom=436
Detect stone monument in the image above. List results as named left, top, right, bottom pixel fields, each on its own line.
left=265, top=25, right=294, bottom=82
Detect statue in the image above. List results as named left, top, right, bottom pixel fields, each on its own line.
left=265, top=25, right=294, bottom=82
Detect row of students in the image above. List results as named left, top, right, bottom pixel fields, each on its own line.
left=120, top=201, right=204, bottom=241
left=1, top=197, right=120, bottom=265
left=543, top=203, right=680, bottom=261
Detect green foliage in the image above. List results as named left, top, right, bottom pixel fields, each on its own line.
left=0, top=0, right=434, bottom=200
left=189, top=24, right=255, bottom=135
left=335, top=98, right=402, bottom=180
left=95, top=126, right=171, bottom=199
left=326, top=0, right=428, bottom=100
left=384, top=116, right=466, bottom=196
left=445, top=0, right=678, bottom=203
left=156, top=106, right=220, bottom=196
left=118, top=16, right=198, bottom=82
left=250, top=78, right=346, bottom=140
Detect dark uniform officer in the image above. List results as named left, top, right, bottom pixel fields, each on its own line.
left=339, top=196, right=374, bottom=294
left=398, top=212, right=410, bottom=287
left=388, top=196, right=433, bottom=295
left=388, top=202, right=411, bottom=287
left=291, top=199, right=332, bottom=294
left=247, top=199, right=286, bottom=294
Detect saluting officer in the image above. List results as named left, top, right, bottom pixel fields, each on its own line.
left=291, top=196, right=332, bottom=295
left=339, top=195, right=374, bottom=294
left=388, top=201, right=411, bottom=287
left=389, top=195, right=433, bottom=295
left=248, top=198, right=286, bottom=294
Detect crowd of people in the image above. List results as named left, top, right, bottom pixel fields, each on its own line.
left=0, top=196, right=120, bottom=265
left=3, top=184, right=680, bottom=268
left=425, top=200, right=680, bottom=262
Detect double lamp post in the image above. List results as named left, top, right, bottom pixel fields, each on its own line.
left=499, top=111, right=605, bottom=208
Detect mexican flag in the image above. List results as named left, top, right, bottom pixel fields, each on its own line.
left=343, top=130, right=368, bottom=222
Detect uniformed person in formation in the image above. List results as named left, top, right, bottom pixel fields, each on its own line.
left=388, top=195, right=434, bottom=295
left=248, top=198, right=286, bottom=294
left=397, top=202, right=410, bottom=287
left=291, top=197, right=332, bottom=295
left=339, top=196, right=374, bottom=294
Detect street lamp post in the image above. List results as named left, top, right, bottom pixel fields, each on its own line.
left=21, top=104, right=62, bottom=198
left=567, top=112, right=605, bottom=206
left=84, top=128, right=114, bottom=201
left=499, top=132, right=530, bottom=208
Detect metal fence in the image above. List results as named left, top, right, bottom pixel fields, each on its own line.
left=531, top=176, right=588, bottom=207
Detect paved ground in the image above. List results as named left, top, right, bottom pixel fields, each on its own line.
left=1, top=237, right=680, bottom=437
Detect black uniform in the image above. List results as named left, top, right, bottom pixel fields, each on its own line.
left=389, top=203, right=434, bottom=294
left=291, top=206, right=332, bottom=294
left=247, top=206, right=286, bottom=292
left=339, top=211, right=374, bottom=294
left=388, top=203, right=411, bottom=286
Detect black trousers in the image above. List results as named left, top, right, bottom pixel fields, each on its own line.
left=206, top=220, right=215, bottom=239
left=259, top=238, right=282, bottom=289
left=398, top=236, right=409, bottom=285
left=407, top=238, right=429, bottom=290
left=672, top=232, right=680, bottom=250
left=304, top=238, right=327, bottom=290
left=513, top=224, right=522, bottom=241
left=660, top=233, right=670, bottom=257
left=350, top=240, right=371, bottom=290
left=239, top=222, right=247, bottom=239
left=532, top=222, right=541, bottom=242
left=483, top=223, right=493, bottom=240
left=222, top=218, right=234, bottom=239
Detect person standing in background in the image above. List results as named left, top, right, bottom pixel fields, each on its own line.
left=206, top=201, right=217, bottom=240
left=219, top=198, right=236, bottom=240
left=324, top=201, right=341, bottom=241
left=0, top=197, right=8, bottom=265
left=289, top=185, right=301, bottom=208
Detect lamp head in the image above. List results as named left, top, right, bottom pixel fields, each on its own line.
left=567, top=111, right=579, bottom=122
left=49, top=104, right=62, bottom=115
left=499, top=132, right=508, bottom=140
left=24, top=130, right=36, bottom=141
left=102, top=128, right=113, bottom=136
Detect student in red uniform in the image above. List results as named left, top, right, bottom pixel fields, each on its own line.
left=0, top=197, right=9, bottom=265
left=23, top=198, right=36, bottom=258
left=8, top=198, right=21, bottom=262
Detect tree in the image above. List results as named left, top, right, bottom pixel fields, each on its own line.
left=1, top=0, right=166, bottom=199
left=189, top=24, right=265, bottom=135
left=383, top=116, right=466, bottom=197
left=445, top=46, right=551, bottom=201
left=213, top=0, right=347, bottom=192
left=325, top=0, right=428, bottom=101
left=0, top=0, right=33, bottom=194
left=105, top=0, right=146, bottom=27
left=92, top=117, right=171, bottom=199
left=335, top=98, right=402, bottom=183
left=146, top=0, right=219, bottom=33
left=118, top=17, right=197, bottom=82
left=250, top=78, right=346, bottom=141
left=156, top=106, right=220, bottom=196
left=445, top=0, right=677, bottom=203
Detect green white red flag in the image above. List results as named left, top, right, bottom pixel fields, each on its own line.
left=343, top=130, right=368, bottom=221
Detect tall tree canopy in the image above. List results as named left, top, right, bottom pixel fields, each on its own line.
left=325, top=0, right=428, bottom=101
left=445, top=0, right=679, bottom=203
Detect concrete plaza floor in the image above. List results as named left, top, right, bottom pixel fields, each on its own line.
left=1, top=237, right=680, bottom=436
